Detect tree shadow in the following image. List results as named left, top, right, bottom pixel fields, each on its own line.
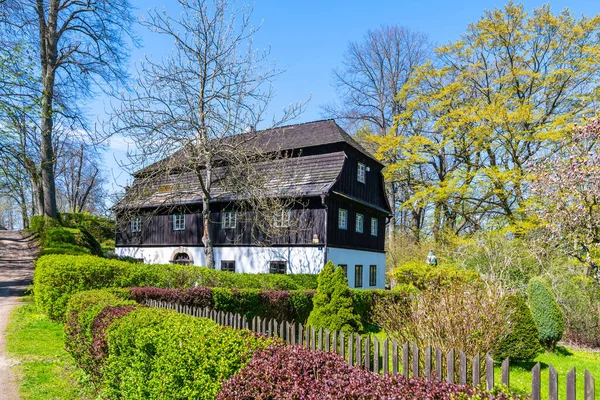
left=510, top=360, right=550, bottom=371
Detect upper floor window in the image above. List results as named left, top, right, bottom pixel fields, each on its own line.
left=130, top=216, right=142, bottom=233
left=222, top=211, right=236, bottom=229
left=221, top=260, right=236, bottom=272
left=338, top=208, right=348, bottom=230
left=369, top=265, right=377, bottom=286
left=173, top=213, right=185, bottom=231
left=356, top=213, right=364, bottom=233
left=269, top=261, right=287, bottom=274
left=371, top=217, right=378, bottom=236
left=357, top=162, right=366, bottom=184
left=273, top=208, right=291, bottom=228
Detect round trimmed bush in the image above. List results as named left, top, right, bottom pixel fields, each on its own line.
left=493, top=294, right=542, bottom=361
left=528, top=277, right=564, bottom=350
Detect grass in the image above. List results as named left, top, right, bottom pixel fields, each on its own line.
left=5, top=298, right=90, bottom=400
left=495, top=345, right=600, bottom=399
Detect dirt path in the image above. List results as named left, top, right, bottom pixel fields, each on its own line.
left=0, top=231, right=37, bottom=400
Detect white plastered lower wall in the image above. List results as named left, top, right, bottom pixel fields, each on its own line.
left=116, top=245, right=386, bottom=289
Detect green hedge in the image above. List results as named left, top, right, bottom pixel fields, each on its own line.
left=34, top=254, right=318, bottom=321
left=102, top=308, right=274, bottom=399
left=529, top=277, right=564, bottom=350
left=391, top=260, right=481, bottom=292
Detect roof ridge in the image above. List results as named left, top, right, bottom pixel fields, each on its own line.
left=255, top=118, right=335, bottom=133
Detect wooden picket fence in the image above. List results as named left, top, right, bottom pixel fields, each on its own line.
left=144, top=299, right=596, bottom=400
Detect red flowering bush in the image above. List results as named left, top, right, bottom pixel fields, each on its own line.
left=217, top=345, right=522, bottom=400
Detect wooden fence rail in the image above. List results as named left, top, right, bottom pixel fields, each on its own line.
left=145, top=299, right=596, bottom=400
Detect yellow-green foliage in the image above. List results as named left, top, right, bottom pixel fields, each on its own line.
left=390, top=260, right=481, bottom=292
left=307, top=262, right=362, bottom=334
left=493, top=294, right=542, bottom=361
left=529, top=277, right=564, bottom=350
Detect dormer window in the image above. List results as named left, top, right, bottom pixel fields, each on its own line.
left=357, top=162, right=366, bottom=183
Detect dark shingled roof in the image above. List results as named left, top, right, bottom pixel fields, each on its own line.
left=121, top=151, right=347, bottom=209
left=134, top=119, right=380, bottom=177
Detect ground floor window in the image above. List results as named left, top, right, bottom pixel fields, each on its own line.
left=221, top=260, right=235, bottom=272
left=355, top=265, right=363, bottom=288
left=369, top=265, right=377, bottom=286
left=269, top=261, right=287, bottom=274
left=172, top=252, right=191, bottom=265
left=338, top=264, right=347, bottom=277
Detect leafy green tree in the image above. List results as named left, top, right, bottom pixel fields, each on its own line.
left=307, top=262, right=362, bottom=334
left=493, top=294, right=542, bottom=361
left=528, top=277, right=564, bottom=350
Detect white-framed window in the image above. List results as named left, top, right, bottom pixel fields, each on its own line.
left=173, top=213, right=185, bottom=231
left=222, top=211, right=236, bottom=229
left=338, top=208, right=348, bottom=230
left=371, top=217, right=378, bottom=236
left=130, top=216, right=142, bottom=233
left=356, top=213, right=364, bottom=233
left=273, top=208, right=292, bottom=228
left=357, top=162, right=366, bottom=183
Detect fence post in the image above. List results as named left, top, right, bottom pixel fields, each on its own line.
left=435, top=348, right=442, bottom=380
left=549, top=364, right=558, bottom=400
left=501, top=357, right=509, bottom=388
left=392, top=340, right=398, bottom=375
left=485, top=354, right=494, bottom=391
left=412, top=342, right=419, bottom=378
left=373, top=336, right=379, bottom=374
left=347, top=333, right=353, bottom=366
left=364, top=335, right=371, bottom=371
left=425, top=345, right=432, bottom=381
left=459, top=351, right=467, bottom=385
left=472, top=354, right=480, bottom=387
left=383, top=338, right=389, bottom=376
left=566, top=367, right=576, bottom=400
left=531, top=362, right=541, bottom=400
left=355, top=335, right=362, bottom=367
left=585, top=369, right=595, bottom=400
left=402, top=342, right=409, bottom=377
left=447, top=349, right=455, bottom=384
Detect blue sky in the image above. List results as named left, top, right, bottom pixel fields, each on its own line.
left=98, top=0, right=600, bottom=192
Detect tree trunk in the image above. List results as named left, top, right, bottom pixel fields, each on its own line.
left=201, top=164, right=214, bottom=269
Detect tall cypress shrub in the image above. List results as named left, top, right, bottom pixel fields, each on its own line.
left=307, top=261, right=362, bottom=334
left=528, top=277, right=564, bottom=350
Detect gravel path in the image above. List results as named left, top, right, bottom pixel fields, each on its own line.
left=0, top=231, right=37, bottom=400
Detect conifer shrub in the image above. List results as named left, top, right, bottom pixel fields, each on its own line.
left=307, top=261, right=363, bottom=333
left=493, top=294, right=542, bottom=361
left=528, top=277, right=565, bottom=350
left=102, top=308, right=275, bottom=399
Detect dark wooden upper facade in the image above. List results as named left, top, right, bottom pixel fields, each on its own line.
left=115, top=120, right=391, bottom=252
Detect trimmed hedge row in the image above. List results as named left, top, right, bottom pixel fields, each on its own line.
left=217, top=345, right=522, bottom=399
left=34, top=254, right=318, bottom=320
left=130, top=286, right=407, bottom=329
left=64, top=289, right=276, bottom=399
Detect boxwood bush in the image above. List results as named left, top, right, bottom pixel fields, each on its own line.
left=529, top=277, right=565, bottom=350
left=217, top=345, right=521, bottom=399
left=102, top=307, right=275, bottom=399
left=34, top=254, right=318, bottom=320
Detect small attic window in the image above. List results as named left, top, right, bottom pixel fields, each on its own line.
left=158, top=185, right=172, bottom=193
left=357, top=162, right=366, bottom=184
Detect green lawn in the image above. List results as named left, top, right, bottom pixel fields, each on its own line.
left=5, top=299, right=90, bottom=400
left=495, top=346, right=600, bottom=399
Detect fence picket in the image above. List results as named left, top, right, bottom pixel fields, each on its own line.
left=402, top=342, right=409, bottom=377
left=331, top=329, right=337, bottom=354
left=549, top=364, right=558, bottom=400
left=325, top=329, right=330, bottom=352
left=472, top=354, right=480, bottom=387
left=425, top=346, right=432, bottom=380
left=318, top=329, right=323, bottom=351
left=340, top=332, right=345, bottom=359
left=459, top=351, right=467, bottom=385
left=501, top=357, right=510, bottom=388
left=485, top=354, right=494, bottom=391
left=305, top=325, right=310, bottom=348
left=355, top=335, right=362, bottom=367
left=585, top=369, right=595, bottom=400
left=311, top=327, right=316, bottom=351
left=347, top=333, right=353, bottom=366
left=435, top=348, right=442, bottom=380
left=531, top=362, right=541, bottom=400
left=412, top=342, right=419, bottom=378
left=364, top=335, right=371, bottom=371
left=447, top=349, right=455, bottom=384
left=298, top=324, right=303, bottom=346
left=392, top=340, right=398, bottom=375
left=566, top=368, right=576, bottom=400
left=383, top=339, right=389, bottom=376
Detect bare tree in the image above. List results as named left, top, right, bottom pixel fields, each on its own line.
left=0, top=0, right=135, bottom=219
left=110, top=0, right=305, bottom=268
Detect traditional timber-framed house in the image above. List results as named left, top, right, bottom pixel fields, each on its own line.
left=115, top=119, right=391, bottom=289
